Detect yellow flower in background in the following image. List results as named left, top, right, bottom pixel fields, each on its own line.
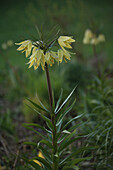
left=83, top=29, right=94, bottom=44
left=84, top=29, right=94, bottom=40
left=58, top=36, right=75, bottom=50
left=16, top=40, right=32, bottom=57
left=83, top=29, right=105, bottom=46
left=7, top=40, right=13, bottom=47
left=1, top=43, right=7, bottom=50
left=83, top=37, right=90, bottom=44
left=91, top=37, right=99, bottom=45
left=97, top=34, right=105, bottom=43
left=33, top=151, right=45, bottom=167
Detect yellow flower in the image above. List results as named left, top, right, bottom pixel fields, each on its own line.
left=84, top=29, right=93, bottom=40
left=45, top=51, right=55, bottom=66
left=91, top=37, right=99, bottom=45
left=58, top=36, right=75, bottom=51
left=1, top=43, right=7, bottom=50
left=83, top=29, right=105, bottom=46
left=7, top=40, right=13, bottom=47
left=33, top=151, right=45, bottom=167
left=15, top=40, right=32, bottom=57
left=28, top=47, right=45, bottom=70
left=83, top=29, right=94, bottom=45
left=58, top=49, right=71, bottom=63
left=83, top=37, right=90, bottom=44
left=16, top=34, right=75, bottom=70
left=97, top=34, right=105, bottom=43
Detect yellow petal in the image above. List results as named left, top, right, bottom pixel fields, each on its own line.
left=58, top=49, right=63, bottom=63
left=33, top=160, right=42, bottom=167
left=17, top=45, right=26, bottom=51
left=15, top=40, right=27, bottom=45
left=28, top=60, right=34, bottom=68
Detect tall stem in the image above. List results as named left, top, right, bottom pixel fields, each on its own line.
left=45, top=63, right=53, bottom=112
left=92, top=45, right=101, bottom=77
left=45, top=63, right=58, bottom=170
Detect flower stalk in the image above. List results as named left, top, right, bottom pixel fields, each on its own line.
left=92, top=44, right=101, bottom=77
left=45, top=63, right=58, bottom=170
left=15, top=31, right=76, bottom=169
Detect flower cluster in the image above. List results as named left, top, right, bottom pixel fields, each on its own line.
left=15, top=36, right=75, bottom=70
left=1, top=40, right=13, bottom=50
left=83, top=29, right=105, bottom=45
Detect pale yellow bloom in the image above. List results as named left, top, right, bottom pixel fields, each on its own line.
left=28, top=47, right=45, bottom=70
left=83, top=37, right=90, bottom=44
left=58, top=49, right=71, bottom=63
left=58, top=36, right=75, bottom=50
left=7, top=40, right=13, bottom=47
left=91, top=37, right=99, bottom=45
left=83, top=29, right=105, bottom=46
left=16, top=35, right=75, bottom=70
left=16, top=40, right=32, bottom=57
left=33, top=151, right=45, bottom=167
left=1, top=43, right=7, bottom=50
left=83, top=29, right=94, bottom=45
left=84, top=29, right=93, bottom=40
left=97, top=34, right=105, bottom=42
left=45, top=51, right=54, bottom=66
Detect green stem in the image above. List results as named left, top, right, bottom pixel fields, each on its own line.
left=92, top=45, right=101, bottom=77
left=45, top=63, right=53, bottom=112
left=45, top=63, right=58, bottom=170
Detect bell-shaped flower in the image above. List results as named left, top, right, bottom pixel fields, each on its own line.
left=45, top=51, right=54, bottom=66
left=97, top=34, right=105, bottom=43
left=58, top=36, right=75, bottom=51
left=28, top=47, right=45, bottom=70
left=15, top=40, right=32, bottom=57
left=91, top=37, right=99, bottom=45
left=57, top=49, right=71, bottom=63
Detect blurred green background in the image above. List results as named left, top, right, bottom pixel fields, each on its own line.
left=0, top=0, right=113, bottom=68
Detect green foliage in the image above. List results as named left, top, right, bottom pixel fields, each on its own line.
left=0, top=109, right=15, bottom=135
left=23, top=88, right=91, bottom=169
left=79, top=73, right=113, bottom=169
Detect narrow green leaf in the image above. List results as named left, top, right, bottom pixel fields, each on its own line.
left=23, top=142, right=37, bottom=147
left=26, top=98, right=49, bottom=113
left=23, top=126, right=45, bottom=138
left=36, top=93, right=49, bottom=112
left=62, top=130, right=71, bottom=134
left=56, top=86, right=77, bottom=114
left=35, top=25, right=42, bottom=40
left=25, top=103, right=53, bottom=130
left=55, top=88, right=63, bottom=114
left=58, top=129, right=76, bottom=153
left=38, top=139, right=53, bottom=148
left=60, top=147, right=94, bottom=166
left=69, top=157, right=92, bottom=165
left=32, top=157, right=52, bottom=170
left=38, top=144, right=52, bottom=164
left=22, top=156, right=42, bottom=170
left=62, top=114, right=83, bottom=130
left=62, top=165, right=79, bottom=170
left=23, top=123, right=52, bottom=134
left=56, top=100, right=76, bottom=126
